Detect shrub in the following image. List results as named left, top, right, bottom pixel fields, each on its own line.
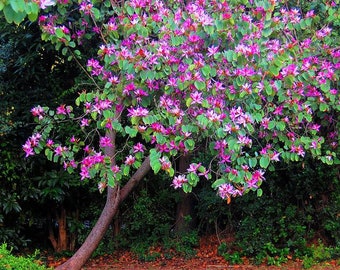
left=302, top=241, right=340, bottom=269
left=0, top=243, right=49, bottom=270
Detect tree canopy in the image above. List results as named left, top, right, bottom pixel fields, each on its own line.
left=15, top=0, right=339, bottom=200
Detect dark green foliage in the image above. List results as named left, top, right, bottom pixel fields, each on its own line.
left=225, top=159, right=340, bottom=265
left=114, top=184, right=199, bottom=261
left=196, top=185, right=233, bottom=234
left=0, top=16, right=86, bottom=251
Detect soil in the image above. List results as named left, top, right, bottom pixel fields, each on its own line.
left=47, top=236, right=339, bottom=270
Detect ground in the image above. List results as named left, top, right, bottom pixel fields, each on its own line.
left=47, top=236, right=339, bottom=270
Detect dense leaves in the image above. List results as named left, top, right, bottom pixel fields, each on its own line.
left=16, top=0, right=339, bottom=202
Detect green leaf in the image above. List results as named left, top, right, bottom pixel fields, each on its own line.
left=112, top=120, right=123, bottom=132
left=182, top=183, right=192, bottom=193
left=10, top=0, right=26, bottom=12
left=150, top=149, right=162, bottom=173
left=197, top=115, right=209, bottom=127
left=55, top=28, right=64, bottom=38
left=211, top=178, right=226, bottom=189
left=276, top=121, right=286, bottom=131
left=187, top=173, right=199, bottom=187
left=194, top=81, right=205, bottom=90
left=155, top=133, right=166, bottom=144
left=248, top=157, right=257, bottom=168
left=201, top=65, right=211, bottom=77
left=257, top=188, right=263, bottom=197
left=269, top=65, right=280, bottom=76
left=225, top=50, right=235, bottom=62
left=107, top=173, right=115, bottom=187
left=92, top=7, right=101, bottom=20
left=320, top=103, right=329, bottom=112
left=259, top=156, right=270, bottom=169
left=125, top=126, right=138, bottom=137
left=186, top=97, right=192, bottom=107
left=262, top=27, right=272, bottom=37
left=268, top=121, right=276, bottom=130
left=45, top=148, right=53, bottom=161
left=184, top=139, right=195, bottom=151
left=152, top=161, right=161, bottom=173
left=3, top=5, right=26, bottom=23
left=169, top=168, right=175, bottom=177
left=320, top=80, right=330, bottom=92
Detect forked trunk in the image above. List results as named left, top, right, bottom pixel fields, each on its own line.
left=56, top=156, right=150, bottom=270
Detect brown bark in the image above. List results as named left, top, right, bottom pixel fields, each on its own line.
left=58, top=207, right=68, bottom=251
left=174, top=154, right=196, bottom=233
left=56, top=156, right=151, bottom=270
left=48, top=207, right=68, bottom=252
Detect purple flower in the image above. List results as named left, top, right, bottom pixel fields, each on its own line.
left=127, top=107, right=149, bottom=117
left=100, top=136, right=113, bottom=147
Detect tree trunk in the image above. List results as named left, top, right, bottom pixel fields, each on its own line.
left=47, top=212, right=58, bottom=251
left=174, top=154, right=196, bottom=233
left=47, top=206, right=68, bottom=252
left=57, top=207, right=68, bottom=252
left=56, top=156, right=150, bottom=270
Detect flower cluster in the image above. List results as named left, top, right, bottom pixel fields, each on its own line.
left=23, top=0, right=340, bottom=200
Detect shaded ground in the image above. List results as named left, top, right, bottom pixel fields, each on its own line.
left=47, top=236, right=339, bottom=270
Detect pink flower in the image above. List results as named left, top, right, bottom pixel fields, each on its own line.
left=172, top=175, right=187, bottom=189
left=270, top=152, right=280, bottom=162
left=198, top=169, right=210, bottom=180
left=39, top=0, right=56, bottom=9
left=46, top=139, right=54, bottom=148
left=187, top=163, right=201, bottom=173
left=54, top=145, right=68, bottom=156
left=159, top=157, right=171, bottom=171
left=80, top=166, right=90, bottom=180
left=125, top=155, right=136, bottom=165
left=31, top=106, right=45, bottom=120
left=190, top=91, right=203, bottom=104
left=188, top=34, right=200, bottom=43
left=80, top=118, right=90, bottom=127
left=133, top=143, right=145, bottom=153
left=23, top=140, right=35, bottom=157
left=127, top=107, right=149, bottom=117
left=218, top=183, right=241, bottom=199
left=100, top=136, right=113, bottom=147
left=56, top=104, right=71, bottom=115
left=111, top=165, right=120, bottom=173
left=207, top=45, right=219, bottom=57
left=79, top=0, right=93, bottom=15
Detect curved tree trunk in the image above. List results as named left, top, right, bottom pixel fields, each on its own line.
left=56, top=128, right=151, bottom=270
left=56, top=156, right=150, bottom=270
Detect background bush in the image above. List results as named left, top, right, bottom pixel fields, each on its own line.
left=0, top=243, right=49, bottom=270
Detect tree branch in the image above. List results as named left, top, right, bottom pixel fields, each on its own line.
left=119, top=156, right=151, bottom=202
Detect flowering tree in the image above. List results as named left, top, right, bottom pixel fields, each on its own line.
left=2, top=0, right=340, bottom=269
